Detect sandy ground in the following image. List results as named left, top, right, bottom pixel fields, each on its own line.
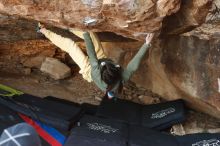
left=0, top=70, right=102, bottom=105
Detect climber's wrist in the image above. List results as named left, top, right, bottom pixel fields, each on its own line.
left=145, top=43, right=152, bottom=47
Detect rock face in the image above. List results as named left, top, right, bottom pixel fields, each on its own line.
left=0, top=0, right=212, bottom=40
left=160, top=24, right=220, bottom=118
left=119, top=21, right=220, bottom=118
left=0, top=0, right=182, bottom=40
left=162, top=0, right=212, bottom=34
left=22, top=56, right=46, bottom=69
left=0, top=40, right=56, bottom=74
left=171, top=111, right=220, bottom=135
left=0, top=14, right=41, bottom=42
left=40, top=57, right=71, bottom=80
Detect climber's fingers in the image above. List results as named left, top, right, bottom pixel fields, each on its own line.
left=38, top=22, right=45, bottom=29
left=145, top=33, right=154, bottom=45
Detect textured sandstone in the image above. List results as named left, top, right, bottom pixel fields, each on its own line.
left=0, top=40, right=56, bottom=73
left=163, top=0, right=212, bottom=34
left=0, top=14, right=41, bottom=42
left=171, top=111, right=220, bottom=135
left=0, top=0, right=181, bottom=40
left=127, top=21, right=220, bottom=118
left=22, top=56, right=46, bottom=69
left=40, top=57, right=71, bottom=80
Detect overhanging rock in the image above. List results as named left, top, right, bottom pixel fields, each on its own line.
left=0, top=14, right=136, bottom=43
left=0, top=0, right=212, bottom=40
left=162, top=0, right=213, bottom=35
left=0, top=0, right=181, bottom=40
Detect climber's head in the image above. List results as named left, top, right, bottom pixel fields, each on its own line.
left=99, top=58, right=123, bottom=98
left=100, top=61, right=122, bottom=86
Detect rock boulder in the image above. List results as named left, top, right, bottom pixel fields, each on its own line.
left=40, top=57, right=71, bottom=80
left=0, top=0, right=186, bottom=40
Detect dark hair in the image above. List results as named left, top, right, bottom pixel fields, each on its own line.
left=100, top=61, right=122, bottom=86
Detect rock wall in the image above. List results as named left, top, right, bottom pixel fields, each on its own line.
left=162, top=0, right=212, bottom=34
left=93, top=21, right=220, bottom=118
left=0, top=0, right=211, bottom=40
left=112, top=35, right=220, bottom=118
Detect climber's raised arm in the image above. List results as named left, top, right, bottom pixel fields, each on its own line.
left=123, top=33, right=154, bottom=82
left=83, top=32, right=99, bottom=67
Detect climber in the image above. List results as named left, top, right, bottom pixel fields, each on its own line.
left=37, top=23, right=154, bottom=99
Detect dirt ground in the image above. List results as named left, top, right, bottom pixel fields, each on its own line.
left=0, top=69, right=102, bottom=105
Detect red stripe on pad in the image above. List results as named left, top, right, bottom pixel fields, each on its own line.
left=19, top=114, right=62, bottom=146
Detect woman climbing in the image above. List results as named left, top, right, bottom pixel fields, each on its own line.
left=38, top=23, right=154, bottom=99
